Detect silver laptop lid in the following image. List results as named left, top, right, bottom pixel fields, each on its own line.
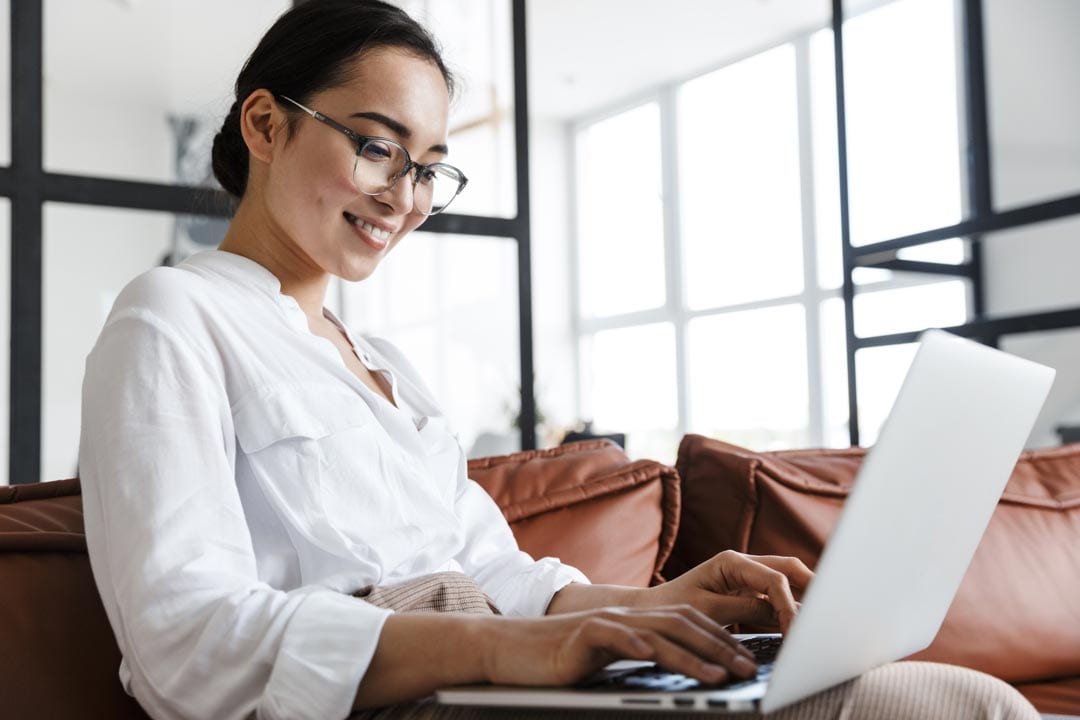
left=762, top=330, right=1055, bottom=713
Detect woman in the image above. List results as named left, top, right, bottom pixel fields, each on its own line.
left=78, top=2, right=1038, bottom=719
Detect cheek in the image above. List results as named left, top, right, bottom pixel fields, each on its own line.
left=275, top=142, right=355, bottom=216
left=401, top=212, right=429, bottom=237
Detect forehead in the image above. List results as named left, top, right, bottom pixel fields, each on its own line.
left=318, top=47, right=450, bottom=143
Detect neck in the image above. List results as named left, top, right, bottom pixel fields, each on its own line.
left=218, top=194, right=330, bottom=320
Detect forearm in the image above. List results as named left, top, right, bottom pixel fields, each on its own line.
left=353, top=613, right=496, bottom=709
left=544, top=581, right=651, bottom=615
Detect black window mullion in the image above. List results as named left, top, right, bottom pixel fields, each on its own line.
left=511, top=0, right=535, bottom=451
left=9, top=0, right=43, bottom=485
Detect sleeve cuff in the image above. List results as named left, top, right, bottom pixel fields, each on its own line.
left=491, top=557, right=591, bottom=618
left=259, top=589, right=393, bottom=720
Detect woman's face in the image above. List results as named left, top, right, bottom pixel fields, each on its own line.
left=263, top=47, right=451, bottom=282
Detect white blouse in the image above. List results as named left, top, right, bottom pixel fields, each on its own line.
left=78, top=249, right=588, bottom=720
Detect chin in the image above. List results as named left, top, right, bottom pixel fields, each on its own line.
left=337, top=255, right=381, bottom=283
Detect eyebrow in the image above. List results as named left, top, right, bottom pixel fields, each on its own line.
left=349, top=111, right=449, bottom=155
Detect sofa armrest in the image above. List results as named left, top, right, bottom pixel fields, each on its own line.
left=0, top=479, right=151, bottom=720
left=468, top=440, right=681, bottom=587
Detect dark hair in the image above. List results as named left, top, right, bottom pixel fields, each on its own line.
left=211, top=0, right=454, bottom=200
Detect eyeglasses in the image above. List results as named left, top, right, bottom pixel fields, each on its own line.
left=277, top=94, right=468, bottom=216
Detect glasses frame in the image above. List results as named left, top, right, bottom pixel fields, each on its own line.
left=277, top=94, right=468, bottom=216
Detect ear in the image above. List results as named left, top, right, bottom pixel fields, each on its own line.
left=238, top=89, right=287, bottom=165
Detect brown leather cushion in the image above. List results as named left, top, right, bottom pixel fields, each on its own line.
left=469, top=439, right=680, bottom=587
left=0, top=479, right=151, bottom=720
left=663, top=435, right=1080, bottom=691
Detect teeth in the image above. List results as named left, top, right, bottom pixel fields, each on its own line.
left=345, top=212, right=391, bottom=242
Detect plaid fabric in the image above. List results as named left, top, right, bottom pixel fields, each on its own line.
left=354, top=571, right=500, bottom=616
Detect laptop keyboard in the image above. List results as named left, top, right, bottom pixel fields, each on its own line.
left=578, top=635, right=782, bottom=693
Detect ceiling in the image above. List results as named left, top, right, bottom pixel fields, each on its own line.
left=46, top=0, right=886, bottom=124
left=527, top=0, right=885, bottom=120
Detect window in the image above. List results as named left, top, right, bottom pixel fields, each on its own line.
left=5, top=0, right=534, bottom=483
left=575, top=103, right=666, bottom=319
left=573, top=0, right=970, bottom=461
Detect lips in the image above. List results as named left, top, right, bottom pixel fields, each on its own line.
left=344, top=211, right=393, bottom=249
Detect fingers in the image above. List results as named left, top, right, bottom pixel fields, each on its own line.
left=707, top=594, right=778, bottom=627
left=714, top=550, right=802, bottom=633
left=747, top=554, right=815, bottom=591
left=593, top=606, right=758, bottom=680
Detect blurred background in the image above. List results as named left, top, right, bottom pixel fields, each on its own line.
left=1, top=0, right=1078, bottom=482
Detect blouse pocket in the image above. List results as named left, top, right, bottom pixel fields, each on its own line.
left=231, top=384, right=374, bottom=453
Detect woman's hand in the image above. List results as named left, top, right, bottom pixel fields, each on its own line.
left=647, top=550, right=814, bottom=633
left=483, top=605, right=759, bottom=688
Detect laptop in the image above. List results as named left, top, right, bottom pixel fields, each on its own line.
left=437, top=329, right=1055, bottom=713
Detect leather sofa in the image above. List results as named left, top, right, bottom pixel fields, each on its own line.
left=1, top=437, right=1077, bottom=718
left=663, top=434, right=1080, bottom=718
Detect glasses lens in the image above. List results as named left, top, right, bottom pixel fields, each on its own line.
left=353, top=139, right=464, bottom=215
left=414, top=164, right=465, bottom=216
left=353, top=139, right=408, bottom=194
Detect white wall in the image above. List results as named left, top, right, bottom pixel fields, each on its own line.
left=982, top=0, right=1080, bottom=447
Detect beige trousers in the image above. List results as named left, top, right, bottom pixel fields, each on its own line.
left=350, top=573, right=1039, bottom=720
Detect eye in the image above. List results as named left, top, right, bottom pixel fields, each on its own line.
left=360, top=139, right=394, bottom=162
left=416, top=166, right=437, bottom=185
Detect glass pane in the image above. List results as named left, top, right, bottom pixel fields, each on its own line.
left=576, top=103, right=666, bottom=318
left=680, top=45, right=804, bottom=308
left=400, top=0, right=516, bottom=218
left=0, top=0, right=9, bottom=166
left=45, top=0, right=290, bottom=184
left=854, top=342, right=919, bottom=446
left=840, top=0, right=964, bottom=245
left=810, top=29, right=843, bottom=291
left=687, top=305, right=810, bottom=451
left=854, top=280, right=969, bottom=338
left=340, top=232, right=520, bottom=458
left=579, top=323, right=677, bottom=463
left=1000, top=328, right=1080, bottom=448
left=986, top=0, right=1080, bottom=210
left=820, top=297, right=851, bottom=448
left=981, top=214, right=1080, bottom=316
left=42, top=204, right=177, bottom=482
left=896, top=238, right=967, bottom=264
left=0, top=199, right=9, bottom=482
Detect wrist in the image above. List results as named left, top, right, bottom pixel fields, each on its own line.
left=471, top=614, right=510, bottom=684
left=546, top=582, right=649, bottom=614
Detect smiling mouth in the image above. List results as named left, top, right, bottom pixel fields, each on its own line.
left=343, top=212, right=392, bottom=242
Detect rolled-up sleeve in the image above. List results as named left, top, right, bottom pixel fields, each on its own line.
left=451, top=473, right=589, bottom=618
left=79, top=307, right=391, bottom=720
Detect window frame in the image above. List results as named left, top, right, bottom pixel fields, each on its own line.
left=569, top=19, right=974, bottom=453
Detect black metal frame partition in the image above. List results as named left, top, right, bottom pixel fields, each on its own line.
left=833, top=0, right=1080, bottom=445
left=3, top=0, right=536, bottom=484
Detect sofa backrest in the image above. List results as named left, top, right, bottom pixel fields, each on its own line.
left=665, top=434, right=1080, bottom=685
left=468, top=439, right=680, bottom=587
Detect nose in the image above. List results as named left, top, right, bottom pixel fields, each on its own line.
left=377, top=171, right=418, bottom=216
